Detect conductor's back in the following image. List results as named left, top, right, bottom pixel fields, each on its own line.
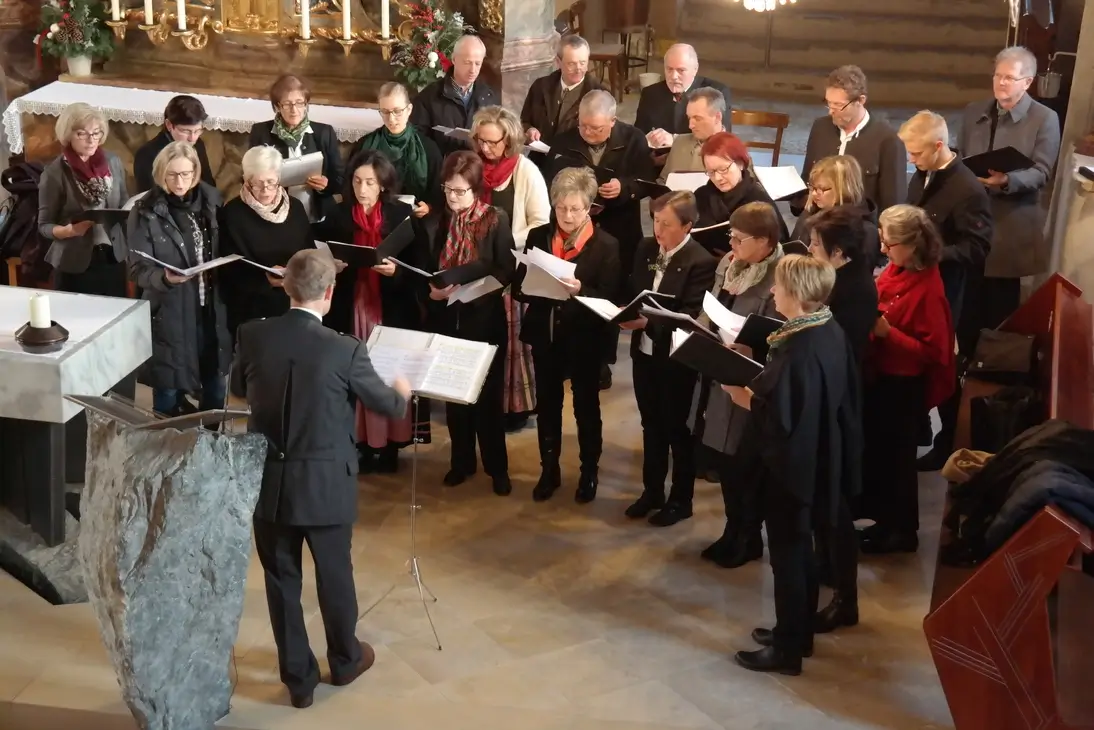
left=231, top=249, right=411, bottom=708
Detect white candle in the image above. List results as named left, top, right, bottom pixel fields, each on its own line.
left=300, top=0, right=310, bottom=39
left=29, top=294, right=51, bottom=329
left=110, top=0, right=121, bottom=21
left=143, top=0, right=153, bottom=22
left=341, top=0, right=350, bottom=39
left=380, top=0, right=389, bottom=39
left=176, top=0, right=186, bottom=29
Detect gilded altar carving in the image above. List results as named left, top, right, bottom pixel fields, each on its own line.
left=479, top=0, right=501, bottom=33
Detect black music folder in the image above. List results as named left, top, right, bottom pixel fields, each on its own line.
left=640, top=304, right=718, bottom=339
left=962, top=146, right=1035, bottom=178
left=574, top=289, right=675, bottom=324
left=670, top=332, right=764, bottom=387
left=636, top=179, right=672, bottom=199
left=734, top=314, right=783, bottom=362
left=430, top=263, right=488, bottom=288
left=75, top=208, right=129, bottom=227
left=318, top=218, right=416, bottom=269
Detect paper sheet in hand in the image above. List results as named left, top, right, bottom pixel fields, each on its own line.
left=703, top=291, right=747, bottom=344
left=525, top=140, right=551, bottom=154
left=280, top=151, right=324, bottom=188
left=670, top=331, right=764, bottom=386
left=640, top=304, right=718, bottom=339
left=241, top=259, right=285, bottom=277
left=962, top=146, right=1036, bottom=178
left=448, top=276, right=503, bottom=305
left=753, top=166, right=808, bottom=201
left=397, top=194, right=416, bottom=206
left=525, top=247, right=577, bottom=279
left=134, top=250, right=243, bottom=277
left=123, top=190, right=147, bottom=210
left=389, top=257, right=439, bottom=278
left=575, top=289, right=674, bottom=324
left=366, top=325, right=498, bottom=405
left=432, top=126, right=473, bottom=144
left=666, top=172, right=708, bottom=193
left=514, top=250, right=574, bottom=301
left=75, top=208, right=129, bottom=227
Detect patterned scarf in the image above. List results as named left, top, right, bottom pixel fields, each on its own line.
left=766, top=306, right=833, bottom=362
left=240, top=182, right=290, bottom=224
left=551, top=219, right=593, bottom=260
left=722, top=243, right=781, bottom=295
left=480, top=154, right=520, bottom=204
left=273, top=113, right=310, bottom=150
left=359, top=126, right=430, bottom=199
left=62, top=146, right=112, bottom=207
left=440, top=200, right=490, bottom=269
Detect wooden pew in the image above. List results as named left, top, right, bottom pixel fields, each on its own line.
left=925, top=273, right=1094, bottom=730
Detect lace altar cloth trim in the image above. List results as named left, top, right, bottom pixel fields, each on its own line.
left=2, top=81, right=383, bottom=154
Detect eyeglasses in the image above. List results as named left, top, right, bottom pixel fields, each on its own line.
left=379, top=106, right=409, bottom=118
left=992, top=74, right=1031, bottom=84
left=74, top=130, right=104, bottom=141
left=705, top=163, right=735, bottom=178
left=474, top=136, right=506, bottom=149
left=823, top=98, right=854, bottom=112
left=578, top=122, right=610, bottom=135
left=729, top=233, right=758, bottom=245
left=249, top=180, right=280, bottom=191
left=278, top=101, right=308, bottom=111
left=443, top=185, right=472, bottom=197
left=166, top=170, right=195, bottom=182
left=554, top=204, right=588, bottom=217
left=808, top=184, right=833, bottom=195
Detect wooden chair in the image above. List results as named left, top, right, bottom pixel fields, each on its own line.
left=730, top=109, right=791, bottom=166
left=5, top=257, right=19, bottom=287
left=567, top=0, right=626, bottom=101
left=600, top=0, right=653, bottom=77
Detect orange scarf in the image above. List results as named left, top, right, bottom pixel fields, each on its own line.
left=551, top=221, right=593, bottom=261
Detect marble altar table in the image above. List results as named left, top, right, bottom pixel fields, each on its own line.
left=0, top=285, right=151, bottom=546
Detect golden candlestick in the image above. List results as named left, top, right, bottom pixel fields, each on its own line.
left=294, top=37, right=317, bottom=58
left=105, top=18, right=128, bottom=39
left=335, top=37, right=357, bottom=56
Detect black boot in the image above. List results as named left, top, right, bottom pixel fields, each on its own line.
left=532, top=460, right=561, bottom=502
left=575, top=468, right=598, bottom=504
left=357, top=444, right=376, bottom=474
left=709, top=533, right=763, bottom=569
left=624, top=490, right=664, bottom=519
left=813, top=592, right=858, bottom=634
left=375, top=444, right=399, bottom=474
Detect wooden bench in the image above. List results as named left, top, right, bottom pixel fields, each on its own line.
left=925, top=273, right=1094, bottom=729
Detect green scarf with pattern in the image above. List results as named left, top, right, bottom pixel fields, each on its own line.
left=765, top=306, right=832, bottom=362
left=273, top=113, right=310, bottom=150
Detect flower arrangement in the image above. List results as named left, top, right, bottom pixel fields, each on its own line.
left=389, top=0, right=474, bottom=93
left=34, top=0, right=114, bottom=64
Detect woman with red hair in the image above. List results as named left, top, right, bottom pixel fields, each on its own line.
left=694, top=132, right=788, bottom=256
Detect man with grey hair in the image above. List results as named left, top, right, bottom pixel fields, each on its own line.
left=659, top=86, right=726, bottom=179
left=232, top=248, right=411, bottom=709
left=409, top=33, right=498, bottom=156
left=521, top=34, right=604, bottom=154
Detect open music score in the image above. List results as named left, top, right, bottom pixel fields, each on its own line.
left=365, top=325, right=497, bottom=405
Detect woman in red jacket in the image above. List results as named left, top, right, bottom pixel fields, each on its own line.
left=859, top=204, right=955, bottom=555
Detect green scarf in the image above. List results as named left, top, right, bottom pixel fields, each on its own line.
left=766, top=306, right=832, bottom=362
left=273, top=113, right=310, bottom=150
left=359, top=126, right=429, bottom=200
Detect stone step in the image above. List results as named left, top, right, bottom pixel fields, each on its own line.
left=685, top=0, right=1008, bottom=20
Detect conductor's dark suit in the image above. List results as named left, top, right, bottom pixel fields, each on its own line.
left=232, top=307, right=407, bottom=697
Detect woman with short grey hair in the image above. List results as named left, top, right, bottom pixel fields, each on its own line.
left=37, top=102, right=129, bottom=296
left=218, top=144, right=313, bottom=337
left=514, top=166, right=620, bottom=504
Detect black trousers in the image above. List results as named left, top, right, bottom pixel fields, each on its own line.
left=53, top=247, right=128, bottom=298
left=446, top=345, right=508, bottom=477
left=252, top=519, right=361, bottom=696
left=978, top=276, right=1022, bottom=331
left=713, top=444, right=762, bottom=542
left=632, top=350, right=698, bottom=506
left=764, top=487, right=818, bottom=656
left=532, top=339, right=602, bottom=472
left=814, top=496, right=858, bottom=598
left=863, top=374, right=926, bottom=534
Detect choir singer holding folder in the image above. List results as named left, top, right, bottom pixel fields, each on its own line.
left=621, top=190, right=717, bottom=527
left=423, top=151, right=517, bottom=496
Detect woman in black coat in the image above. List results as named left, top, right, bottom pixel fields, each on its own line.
left=248, top=74, right=344, bottom=222
left=723, top=255, right=861, bottom=676
left=514, top=166, right=620, bottom=504
left=218, top=144, right=313, bottom=338
left=126, top=141, right=231, bottom=417
left=423, top=151, right=517, bottom=497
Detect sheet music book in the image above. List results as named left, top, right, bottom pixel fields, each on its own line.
left=316, top=218, right=416, bottom=269
left=670, top=331, right=764, bottom=386
left=389, top=257, right=440, bottom=278
left=665, top=172, right=708, bottom=193
left=396, top=194, right=416, bottom=206
left=75, top=208, right=129, bottom=227
left=514, top=248, right=577, bottom=301
left=753, top=166, right=808, bottom=201
left=636, top=179, right=671, bottom=199
left=962, top=146, right=1036, bottom=178
left=432, top=125, right=473, bottom=144
left=134, top=250, right=243, bottom=277
left=448, top=276, right=503, bottom=305
left=240, top=259, right=286, bottom=277
left=735, top=313, right=782, bottom=361
left=123, top=190, right=148, bottom=210
left=640, top=304, right=718, bottom=339
left=691, top=219, right=732, bottom=234
left=574, top=289, right=675, bottom=324
left=280, top=151, right=325, bottom=188
left=365, top=325, right=498, bottom=405
left=703, top=291, right=747, bottom=344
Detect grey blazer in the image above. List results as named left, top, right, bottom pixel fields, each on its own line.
left=659, top=133, right=704, bottom=181
left=37, top=152, right=129, bottom=274
left=957, top=94, right=1061, bottom=278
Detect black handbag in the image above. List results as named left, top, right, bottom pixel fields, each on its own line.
left=966, top=329, right=1036, bottom=385
left=969, top=386, right=1044, bottom=453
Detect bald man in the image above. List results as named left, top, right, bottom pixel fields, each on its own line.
left=635, top=44, right=732, bottom=159
left=409, top=34, right=499, bottom=156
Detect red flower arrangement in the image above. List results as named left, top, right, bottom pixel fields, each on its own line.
left=389, top=0, right=473, bottom=92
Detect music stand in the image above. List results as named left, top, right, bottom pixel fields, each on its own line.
left=359, top=395, right=442, bottom=650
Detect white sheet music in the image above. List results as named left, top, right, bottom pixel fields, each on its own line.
left=666, top=172, right=708, bottom=192
left=448, top=276, right=503, bottom=305
left=365, top=326, right=496, bottom=404
left=133, top=250, right=243, bottom=277
left=753, top=165, right=807, bottom=200
left=525, top=247, right=577, bottom=279
left=280, top=151, right=325, bottom=188
left=573, top=296, right=622, bottom=320
left=525, top=140, right=551, bottom=154
left=396, top=194, right=416, bottom=205
left=703, top=291, right=746, bottom=344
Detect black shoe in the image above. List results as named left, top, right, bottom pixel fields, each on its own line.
left=916, top=447, right=949, bottom=472
left=357, top=446, right=376, bottom=474
left=700, top=469, right=720, bottom=483
left=701, top=535, right=732, bottom=562
left=647, top=501, right=693, bottom=527
left=624, top=491, right=665, bottom=519
left=532, top=463, right=561, bottom=502
left=575, top=471, right=598, bottom=503
left=813, top=593, right=858, bottom=634
left=750, top=628, right=813, bottom=658
left=504, top=413, right=530, bottom=432
left=708, top=534, right=764, bottom=569
left=734, top=646, right=803, bottom=675
left=443, top=467, right=475, bottom=487
left=859, top=530, right=918, bottom=555
left=492, top=475, right=512, bottom=496
left=375, top=445, right=399, bottom=474
left=290, top=691, right=314, bottom=709
left=599, top=364, right=612, bottom=391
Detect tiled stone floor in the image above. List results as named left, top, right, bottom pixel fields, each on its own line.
left=0, top=357, right=953, bottom=730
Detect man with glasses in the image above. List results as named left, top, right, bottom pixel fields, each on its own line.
left=410, top=34, right=498, bottom=157
left=796, top=65, right=907, bottom=218
left=134, top=95, right=216, bottom=193
left=520, top=35, right=604, bottom=163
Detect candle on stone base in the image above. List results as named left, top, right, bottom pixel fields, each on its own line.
left=380, top=0, right=389, bottom=38
left=300, top=0, right=310, bottom=39
left=143, top=0, right=153, bottom=22
left=110, top=0, right=121, bottom=21
left=341, top=0, right=350, bottom=39
left=176, top=0, right=186, bottom=30
left=29, top=294, right=51, bottom=329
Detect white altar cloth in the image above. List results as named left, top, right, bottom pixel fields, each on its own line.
left=0, top=286, right=151, bottom=423
left=1, top=81, right=384, bottom=154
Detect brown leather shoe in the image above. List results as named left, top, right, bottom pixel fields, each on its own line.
left=330, top=641, right=376, bottom=687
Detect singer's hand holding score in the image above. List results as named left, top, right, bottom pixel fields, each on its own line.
left=429, top=283, right=458, bottom=300
left=373, top=259, right=397, bottom=277
left=619, top=316, right=647, bottom=331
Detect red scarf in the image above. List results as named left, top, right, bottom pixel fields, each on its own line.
left=62, top=145, right=112, bottom=206
left=479, top=154, right=520, bottom=204
left=874, top=263, right=956, bottom=409
left=440, top=200, right=491, bottom=270
left=551, top=220, right=594, bottom=261
left=351, top=203, right=384, bottom=339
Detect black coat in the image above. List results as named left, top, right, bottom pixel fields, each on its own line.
left=827, top=258, right=878, bottom=366
left=547, top=121, right=653, bottom=260
left=247, top=120, right=345, bottom=221
left=126, top=183, right=231, bottom=390
left=312, top=198, right=426, bottom=335
left=520, top=70, right=604, bottom=146
left=409, top=73, right=499, bottom=157
left=232, top=308, right=407, bottom=526
left=907, top=157, right=993, bottom=273
left=421, top=206, right=516, bottom=345
left=628, top=236, right=718, bottom=358
left=749, top=319, right=862, bottom=523
left=634, top=76, right=733, bottom=135
left=218, top=194, right=313, bottom=336
left=694, top=174, right=788, bottom=256
left=134, top=130, right=217, bottom=194
left=790, top=199, right=882, bottom=267
left=515, top=222, right=620, bottom=361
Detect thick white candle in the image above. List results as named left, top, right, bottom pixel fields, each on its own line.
left=380, top=0, right=389, bottom=38
left=143, top=0, right=153, bottom=22
left=300, top=0, right=310, bottom=39
left=29, top=294, right=51, bottom=329
left=176, top=0, right=186, bottom=29
left=341, top=0, right=350, bottom=39
left=110, top=0, right=121, bottom=21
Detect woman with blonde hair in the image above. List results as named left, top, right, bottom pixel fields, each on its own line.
left=471, top=104, right=551, bottom=431
left=790, top=155, right=880, bottom=266
left=38, top=102, right=129, bottom=296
